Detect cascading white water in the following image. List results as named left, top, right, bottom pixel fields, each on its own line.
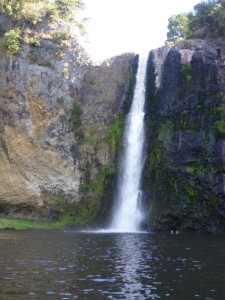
left=110, top=53, right=148, bottom=232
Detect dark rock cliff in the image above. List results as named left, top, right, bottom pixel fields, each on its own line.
left=144, top=39, right=225, bottom=233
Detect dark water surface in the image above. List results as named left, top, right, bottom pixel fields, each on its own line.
left=0, top=230, right=224, bottom=299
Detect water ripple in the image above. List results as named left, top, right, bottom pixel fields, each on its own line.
left=0, top=231, right=224, bottom=299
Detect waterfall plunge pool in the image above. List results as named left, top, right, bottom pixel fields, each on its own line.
left=0, top=230, right=224, bottom=300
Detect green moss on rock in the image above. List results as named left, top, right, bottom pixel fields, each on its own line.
left=143, top=44, right=225, bottom=234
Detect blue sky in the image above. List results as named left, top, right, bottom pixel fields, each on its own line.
left=82, top=0, right=202, bottom=61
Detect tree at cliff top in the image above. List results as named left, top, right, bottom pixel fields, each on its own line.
left=166, top=0, right=225, bottom=44
left=167, top=13, right=190, bottom=44
left=0, top=0, right=87, bottom=55
left=0, top=0, right=85, bottom=22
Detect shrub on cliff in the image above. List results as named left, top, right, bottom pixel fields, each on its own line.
left=52, top=28, right=70, bottom=41
left=55, top=0, right=85, bottom=17
left=70, top=101, right=83, bottom=135
left=0, top=0, right=85, bottom=23
left=0, top=0, right=87, bottom=57
left=4, top=27, right=22, bottom=56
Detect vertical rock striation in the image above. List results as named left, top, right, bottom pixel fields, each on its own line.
left=0, top=16, right=137, bottom=221
left=144, top=39, right=225, bottom=233
left=1, top=16, right=225, bottom=234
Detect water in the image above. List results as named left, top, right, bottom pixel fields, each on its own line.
left=110, top=53, right=148, bottom=232
left=0, top=230, right=224, bottom=300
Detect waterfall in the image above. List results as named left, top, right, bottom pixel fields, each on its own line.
left=110, top=53, right=148, bottom=232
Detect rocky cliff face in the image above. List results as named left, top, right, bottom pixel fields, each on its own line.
left=144, top=39, right=225, bottom=233
left=1, top=13, right=225, bottom=233
left=0, top=17, right=136, bottom=222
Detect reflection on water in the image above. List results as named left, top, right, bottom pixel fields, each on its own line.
left=0, top=230, right=225, bottom=299
left=115, top=234, right=155, bottom=299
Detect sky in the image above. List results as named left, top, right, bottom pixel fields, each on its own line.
left=81, top=0, right=202, bottom=62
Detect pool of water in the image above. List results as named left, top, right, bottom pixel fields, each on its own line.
left=0, top=230, right=224, bottom=299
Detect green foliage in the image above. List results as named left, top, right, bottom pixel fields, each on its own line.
left=66, top=197, right=101, bottom=226
left=143, top=86, right=223, bottom=233
left=55, top=0, right=84, bottom=16
left=0, top=24, right=3, bottom=37
left=0, top=0, right=77, bottom=19
left=188, top=1, right=225, bottom=37
left=79, top=124, right=106, bottom=147
left=4, top=27, right=22, bottom=56
left=82, top=166, right=115, bottom=195
left=24, top=31, right=41, bottom=47
left=91, top=168, right=113, bottom=195
left=0, top=0, right=86, bottom=37
left=37, top=166, right=115, bottom=228
left=213, top=102, right=225, bottom=134
left=0, top=0, right=44, bottom=23
left=0, top=0, right=21, bottom=18
left=167, top=13, right=190, bottom=43
left=106, top=113, right=123, bottom=154
left=51, top=44, right=65, bottom=58
left=78, top=166, right=116, bottom=225
left=166, top=0, right=225, bottom=43
left=39, top=191, right=98, bottom=227
left=5, top=4, right=12, bottom=15
left=70, top=101, right=82, bottom=135
left=214, top=119, right=225, bottom=134
left=101, top=64, right=136, bottom=154
left=27, top=36, right=41, bottom=47
left=0, top=216, right=64, bottom=229
left=22, top=2, right=43, bottom=24
left=184, top=183, right=197, bottom=197
left=77, top=22, right=87, bottom=37
left=52, top=28, right=70, bottom=41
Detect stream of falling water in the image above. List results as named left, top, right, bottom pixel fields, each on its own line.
left=110, top=53, right=148, bottom=232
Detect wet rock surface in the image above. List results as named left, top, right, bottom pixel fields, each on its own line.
left=144, top=39, right=225, bottom=233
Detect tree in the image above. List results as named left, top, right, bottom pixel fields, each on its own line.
left=55, top=0, right=84, bottom=16
left=0, top=0, right=87, bottom=55
left=166, top=0, right=225, bottom=43
left=167, top=13, right=190, bottom=43
left=4, top=27, right=22, bottom=55
left=0, top=1, right=85, bottom=18
left=188, top=1, right=215, bottom=32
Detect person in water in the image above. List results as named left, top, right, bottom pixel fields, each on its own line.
left=170, top=230, right=179, bottom=234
